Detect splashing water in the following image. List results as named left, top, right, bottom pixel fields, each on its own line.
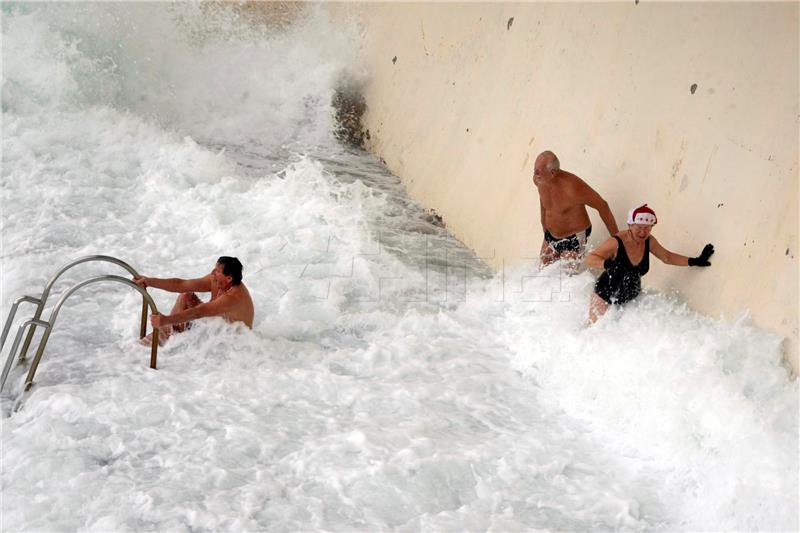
left=2, top=3, right=797, bottom=531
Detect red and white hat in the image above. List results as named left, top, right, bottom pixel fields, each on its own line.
left=627, top=203, right=657, bottom=225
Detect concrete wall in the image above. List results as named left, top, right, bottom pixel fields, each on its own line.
left=330, top=3, right=799, bottom=372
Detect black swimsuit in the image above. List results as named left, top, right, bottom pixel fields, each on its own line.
left=594, top=236, right=650, bottom=305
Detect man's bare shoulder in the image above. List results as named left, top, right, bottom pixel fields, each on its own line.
left=562, top=171, right=599, bottom=197
left=230, top=283, right=253, bottom=301
left=560, top=170, right=588, bottom=187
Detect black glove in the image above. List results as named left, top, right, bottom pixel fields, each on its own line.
left=688, top=244, right=715, bottom=267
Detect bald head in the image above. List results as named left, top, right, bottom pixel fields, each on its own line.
left=533, top=150, right=560, bottom=182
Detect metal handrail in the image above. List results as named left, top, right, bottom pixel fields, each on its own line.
left=10, top=255, right=149, bottom=363
left=1, top=319, right=50, bottom=392
left=22, top=275, right=160, bottom=391
left=0, top=295, right=41, bottom=354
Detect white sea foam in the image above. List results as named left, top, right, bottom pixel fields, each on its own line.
left=2, top=3, right=797, bottom=531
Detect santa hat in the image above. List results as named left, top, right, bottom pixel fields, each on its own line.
left=627, top=203, right=657, bottom=225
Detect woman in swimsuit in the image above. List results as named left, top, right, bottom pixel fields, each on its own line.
left=585, top=204, right=715, bottom=323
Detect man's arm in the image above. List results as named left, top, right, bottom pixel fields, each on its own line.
left=151, top=293, right=232, bottom=328
left=134, top=274, right=212, bottom=293
left=577, top=181, right=619, bottom=235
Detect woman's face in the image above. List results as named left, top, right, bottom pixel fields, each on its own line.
left=629, top=223, right=654, bottom=241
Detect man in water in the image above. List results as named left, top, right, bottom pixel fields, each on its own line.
left=133, top=256, right=254, bottom=341
left=532, top=151, right=619, bottom=267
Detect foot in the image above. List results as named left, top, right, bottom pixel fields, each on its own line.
left=138, top=333, right=167, bottom=347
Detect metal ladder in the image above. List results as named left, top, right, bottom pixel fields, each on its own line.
left=0, top=255, right=160, bottom=393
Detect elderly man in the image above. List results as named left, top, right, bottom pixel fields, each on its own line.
left=134, top=256, right=254, bottom=343
left=532, top=151, right=619, bottom=267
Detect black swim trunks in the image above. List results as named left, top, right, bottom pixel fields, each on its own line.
left=544, top=226, right=592, bottom=254
left=594, top=235, right=650, bottom=305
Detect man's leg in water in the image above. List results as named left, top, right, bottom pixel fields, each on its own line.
left=559, top=230, right=590, bottom=274
left=539, top=239, right=558, bottom=268
left=167, top=292, right=202, bottom=334
left=588, top=292, right=610, bottom=323
left=141, top=292, right=202, bottom=345
left=559, top=250, right=582, bottom=274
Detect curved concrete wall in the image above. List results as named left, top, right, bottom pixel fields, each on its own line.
left=331, top=3, right=799, bottom=372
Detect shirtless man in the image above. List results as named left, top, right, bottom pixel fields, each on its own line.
left=533, top=151, right=619, bottom=267
left=133, top=256, right=254, bottom=342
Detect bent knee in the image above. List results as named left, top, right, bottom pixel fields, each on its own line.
left=179, top=292, right=201, bottom=306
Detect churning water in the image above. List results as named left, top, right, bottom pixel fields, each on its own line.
left=1, top=3, right=797, bottom=531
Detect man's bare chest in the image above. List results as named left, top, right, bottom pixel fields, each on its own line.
left=539, top=185, right=581, bottom=212
left=211, top=285, right=234, bottom=301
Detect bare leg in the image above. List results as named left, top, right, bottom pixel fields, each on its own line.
left=562, top=232, right=591, bottom=275
left=140, top=292, right=202, bottom=345
left=167, top=292, right=202, bottom=334
left=539, top=239, right=557, bottom=269
left=559, top=250, right=582, bottom=275
left=588, top=292, right=610, bottom=324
